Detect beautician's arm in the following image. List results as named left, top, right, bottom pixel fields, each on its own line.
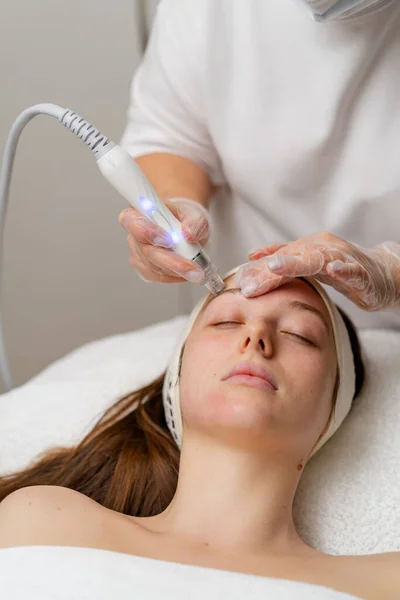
left=118, top=1, right=222, bottom=283
left=135, top=153, right=214, bottom=208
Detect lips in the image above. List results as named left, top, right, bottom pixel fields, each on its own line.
left=222, top=362, right=278, bottom=391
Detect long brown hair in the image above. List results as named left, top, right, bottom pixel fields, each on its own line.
left=0, top=306, right=365, bottom=516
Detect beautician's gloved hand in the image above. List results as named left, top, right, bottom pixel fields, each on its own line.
left=235, top=232, right=400, bottom=311
left=119, top=197, right=211, bottom=284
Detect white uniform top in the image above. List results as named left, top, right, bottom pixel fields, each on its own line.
left=121, top=0, right=400, bottom=330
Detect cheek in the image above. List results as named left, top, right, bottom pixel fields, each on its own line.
left=180, top=340, right=220, bottom=401
left=287, top=350, right=337, bottom=423
left=179, top=336, right=229, bottom=421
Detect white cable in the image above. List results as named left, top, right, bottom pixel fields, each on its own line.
left=0, top=105, right=66, bottom=391
left=0, top=103, right=116, bottom=391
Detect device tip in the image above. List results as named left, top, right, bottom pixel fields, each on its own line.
left=204, top=272, right=225, bottom=296
left=191, top=249, right=225, bottom=296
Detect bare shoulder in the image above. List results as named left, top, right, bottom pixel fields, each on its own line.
left=367, top=551, right=400, bottom=563
left=0, top=485, right=106, bottom=549
left=362, top=550, right=400, bottom=578
left=337, top=551, right=400, bottom=599
left=347, top=550, right=400, bottom=570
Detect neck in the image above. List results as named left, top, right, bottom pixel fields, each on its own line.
left=146, top=433, right=314, bottom=557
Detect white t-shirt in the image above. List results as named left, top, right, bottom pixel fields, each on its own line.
left=121, top=0, right=400, bottom=330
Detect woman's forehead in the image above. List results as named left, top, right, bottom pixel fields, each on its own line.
left=194, top=275, right=333, bottom=336
left=222, top=275, right=329, bottom=314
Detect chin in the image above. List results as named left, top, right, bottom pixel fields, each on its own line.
left=185, top=388, right=278, bottom=432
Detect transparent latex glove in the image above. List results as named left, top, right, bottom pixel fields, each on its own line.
left=119, top=197, right=211, bottom=284
left=234, top=232, right=400, bottom=311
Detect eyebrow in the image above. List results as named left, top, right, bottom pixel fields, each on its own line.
left=203, top=288, right=330, bottom=334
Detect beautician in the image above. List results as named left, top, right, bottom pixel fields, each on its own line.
left=118, top=0, right=400, bottom=330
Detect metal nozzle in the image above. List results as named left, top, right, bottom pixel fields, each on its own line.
left=192, top=249, right=225, bottom=296
left=204, top=270, right=225, bottom=296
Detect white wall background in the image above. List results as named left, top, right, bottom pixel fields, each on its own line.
left=0, top=0, right=190, bottom=390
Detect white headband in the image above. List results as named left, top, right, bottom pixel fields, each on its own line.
left=163, top=267, right=356, bottom=460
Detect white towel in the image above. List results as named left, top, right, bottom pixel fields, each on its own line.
left=0, top=546, right=363, bottom=600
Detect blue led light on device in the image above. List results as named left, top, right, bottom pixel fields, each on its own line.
left=139, top=194, right=180, bottom=244
left=139, top=195, right=153, bottom=211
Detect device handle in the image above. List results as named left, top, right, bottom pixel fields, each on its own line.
left=97, top=146, right=202, bottom=261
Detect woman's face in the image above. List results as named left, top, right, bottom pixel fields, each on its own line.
left=179, top=276, right=338, bottom=458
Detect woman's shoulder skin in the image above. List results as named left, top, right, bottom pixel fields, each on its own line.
left=0, top=485, right=108, bottom=549
left=0, top=485, right=400, bottom=599
left=328, top=551, right=400, bottom=599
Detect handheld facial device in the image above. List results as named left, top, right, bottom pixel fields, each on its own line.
left=95, top=143, right=224, bottom=296
left=0, top=104, right=226, bottom=391
left=57, top=108, right=225, bottom=297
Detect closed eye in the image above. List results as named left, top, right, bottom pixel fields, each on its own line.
left=281, top=331, right=316, bottom=346
left=212, top=323, right=317, bottom=346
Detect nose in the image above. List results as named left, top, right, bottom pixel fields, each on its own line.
left=239, top=324, right=273, bottom=356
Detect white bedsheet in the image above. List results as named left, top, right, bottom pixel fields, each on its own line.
left=0, top=546, right=363, bottom=600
